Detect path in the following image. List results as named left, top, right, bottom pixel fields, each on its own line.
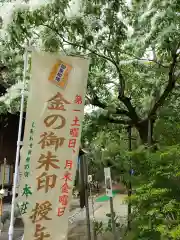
left=94, top=194, right=127, bottom=222
left=0, top=194, right=127, bottom=239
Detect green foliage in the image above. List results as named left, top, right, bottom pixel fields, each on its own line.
left=93, top=220, right=104, bottom=235
left=154, top=92, right=180, bottom=146
left=0, top=2, right=180, bottom=239
left=105, top=213, right=121, bottom=232
left=1, top=0, right=180, bottom=145
left=128, top=145, right=180, bottom=239
left=93, top=212, right=124, bottom=236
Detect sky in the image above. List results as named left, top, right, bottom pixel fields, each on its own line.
left=0, top=0, right=91, bottom=112
left=0, top=0, right=131, bottom=27
left=0, top=0, right=81, bottom=28
left=0, top=0, right=50, bottom=27
left=0, top=0, right=132, bottom=113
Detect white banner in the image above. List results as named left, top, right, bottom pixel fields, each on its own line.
left=17, top=51, right=89, bottom=240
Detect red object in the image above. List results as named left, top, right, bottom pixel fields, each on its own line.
left=71, top=116, right=80, bottom=126
left=70, top=128, right=79, bottom=138
left=61, top=182, right=70, bottom=194
left=65, top=160, right=73, bottom=170
left=57, top=207, right=65, bottom=217
left=74, top=95, right=82, bottom=104
left=62, top=171, right=72, bottom=181
left=68, top=139, right=76, bottom=148
left=59, top=195, right=68, bottom=206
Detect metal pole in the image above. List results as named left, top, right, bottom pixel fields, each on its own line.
left=83, top=154, right=91, bottom=240
left=110, top=196, right=116, bottom=240
left=0, top=158, right=6, bottom=215
left=8, top=47, right=28, bottom=240
left=127, top=126, right=132, bottom=231
left=0, top=158, right=6, bottom=234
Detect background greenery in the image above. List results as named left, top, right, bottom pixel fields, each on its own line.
left=1, top=0, right=180, bottom=239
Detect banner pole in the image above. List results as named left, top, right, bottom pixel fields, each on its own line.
left=0, top=158, right=6, bottom=215
left=8, top=46, right=29, bottom=240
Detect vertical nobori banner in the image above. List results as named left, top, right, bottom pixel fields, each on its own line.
left=17, top=51, right=89, bottom=240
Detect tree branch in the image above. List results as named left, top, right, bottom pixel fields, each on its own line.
left=115, top=109, right=131, bottom=117
left=123, top=52, right=168, bottom=68
left=91, top=94, right=132, bottom=118
left=108, top=117, right=132, bottom=125
left=40, top=24, right=116, bottom=66
left=118, top=96, right=140, bottom=123
left=0, top=65, right=7, bottom=72
left=91, top=95, right=107, bottom=109
left=149, top=52, right=178, bottom=118
left=40, top=24, right=138, bottom=123
left=0, top=83, right=6, bottom=96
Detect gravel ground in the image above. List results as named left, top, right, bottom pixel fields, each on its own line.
left=0, top=199, right=80, bottom=240
left=0, top=195, right=127, bottom=240
left=0, top=221, right=24, bottom=240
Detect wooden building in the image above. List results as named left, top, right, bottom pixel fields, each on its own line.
left=0, top=113, right=25, bottom=201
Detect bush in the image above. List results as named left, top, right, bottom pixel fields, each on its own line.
left=128, top=145, right=180, bottom=240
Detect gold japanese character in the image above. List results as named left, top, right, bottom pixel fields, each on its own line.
left=37, top=172, right=57, bottom=193
left=30, top=201, right=52, bottom=223
left=39, top=132, right=65, bottom=151
left=44, top=114, right=66, bottom=129
left=34, top=224, right=50, bottom=240
left=37, top=151, right=60, bottom=171
left=47, top=92, right=70, bottom=111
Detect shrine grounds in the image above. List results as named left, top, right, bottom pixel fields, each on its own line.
left=1, top=194, right=127, bottom=240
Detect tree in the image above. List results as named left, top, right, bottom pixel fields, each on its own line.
left=1, top=2, right=180, bottom=238
left=4, top=0, right=180, bottom=144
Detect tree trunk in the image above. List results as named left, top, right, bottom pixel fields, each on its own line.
left=135, top=119, right=154, bottom=144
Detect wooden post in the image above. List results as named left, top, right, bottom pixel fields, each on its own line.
left=104, top=167, right=116, bottom=240
left=127, top=127, right=132, bottom=231
left=110, top=196, right=116, bottom=240
left=83, top=154, right=92, bottom=240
